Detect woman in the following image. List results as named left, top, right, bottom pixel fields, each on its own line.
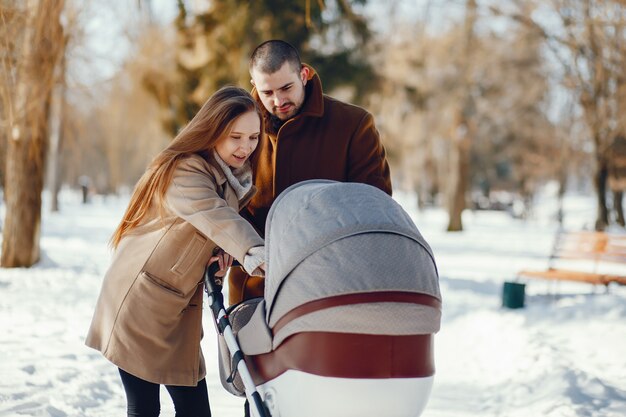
left=86, top=86, right=266, bottom=417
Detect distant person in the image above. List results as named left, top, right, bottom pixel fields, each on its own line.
left=228, top=39, right=392, bottom=305
left=85, top=86, right=266, bottom=417
left=78, top=175, right=91, bottom=204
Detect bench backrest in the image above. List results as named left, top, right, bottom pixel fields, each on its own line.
left=552, top=231, right=626, bottom=265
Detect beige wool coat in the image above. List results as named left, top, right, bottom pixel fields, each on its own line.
left=85, top=154, right=264, bottom=386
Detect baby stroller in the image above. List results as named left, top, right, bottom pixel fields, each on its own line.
left=206, top=180, right=442, bottom=417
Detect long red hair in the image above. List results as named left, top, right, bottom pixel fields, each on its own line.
left=110, top=86, right=264, bottom=249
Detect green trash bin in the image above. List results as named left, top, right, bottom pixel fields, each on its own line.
left=502, top=281, right=525, bottom=309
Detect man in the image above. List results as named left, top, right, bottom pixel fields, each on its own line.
left=228, top=39, right=392, bottom=305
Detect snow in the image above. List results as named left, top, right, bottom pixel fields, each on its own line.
left=1, top=188, right=625, bottom=417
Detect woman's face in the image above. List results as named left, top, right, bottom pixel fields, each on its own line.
left=215, top=111, right=260, bottom=168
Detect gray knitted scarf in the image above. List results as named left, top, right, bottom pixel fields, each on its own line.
left=212, top=150, right=253, bottom=201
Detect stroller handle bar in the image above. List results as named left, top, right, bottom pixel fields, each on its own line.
left=204, top=262, right=270, bottom=417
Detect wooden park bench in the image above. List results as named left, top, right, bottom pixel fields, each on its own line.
left=517, top=231, right=626, bottom=288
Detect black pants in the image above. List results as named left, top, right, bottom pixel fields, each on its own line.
left=118, top=368, right=211, bottom=417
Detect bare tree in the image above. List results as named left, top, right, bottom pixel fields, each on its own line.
left=46, top=2, right=85, bottom=212
left=372, top=0, right=555, bottom=228
left=492, top=0, right=626, bottom=230
left=444, top=0, right=478, bottom=231
left=47, top=42, right=67, bottom=212
left=54, top=22, right=172, bottom=196
left=0, top=0, right=65, bottom=267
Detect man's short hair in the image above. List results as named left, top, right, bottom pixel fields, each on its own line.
left=249, top=40, right=302, bottom=74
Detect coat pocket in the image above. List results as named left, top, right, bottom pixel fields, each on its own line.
left=170, top=232, right=207, bottom=277
left=142, top=271, right=185, bottom=298
left=119, top=271, right=191, bottom=336
left=143, top=222, right=213, bottom=296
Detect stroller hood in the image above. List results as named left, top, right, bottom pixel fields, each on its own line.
left=264, top=180, right=440, bottom=326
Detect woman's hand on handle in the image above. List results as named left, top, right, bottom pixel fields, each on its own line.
left=209, top=249, right=233, bottom=277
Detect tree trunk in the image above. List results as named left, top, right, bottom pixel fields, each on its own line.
left=2, top=126, right=47, bottom=266
left=0, top=8, right=17, bottom=202
left=594, top=159, right=609, bottom=231
left=447, top=123, right=471, bottom=231
left=556, top=168, right=568, bottom=225
left=1, top=0, right=65, bottom=267
left=614, top=190, right=625, bottom=227
left=48, top=48, right=67, bottom=213
left=0, top=130, right=5, bottom=197
left=446, top=0, right=476, bottom=232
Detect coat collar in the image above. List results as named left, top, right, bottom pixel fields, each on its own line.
left=298, top=64, right=325, bottom=118
left=205, top=152, right=227, bottom=186
left=251, top=63, right=325, bottom=128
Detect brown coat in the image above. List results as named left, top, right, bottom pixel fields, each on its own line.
left=85, top=154, right=264, bottom=386
left=229, top=65, right=392, bottom=304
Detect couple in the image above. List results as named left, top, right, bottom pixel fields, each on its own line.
left=85, top=40, right=392, bottom=417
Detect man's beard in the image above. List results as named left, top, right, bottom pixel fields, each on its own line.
left=268, top=102, right=302, bottom=133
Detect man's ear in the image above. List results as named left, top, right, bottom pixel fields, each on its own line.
left=300, top=66, right=310, bottom=85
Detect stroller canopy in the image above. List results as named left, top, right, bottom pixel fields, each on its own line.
left=263, top=180, right=441, bottom=345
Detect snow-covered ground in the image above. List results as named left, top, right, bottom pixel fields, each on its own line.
left=1, top=187, right=625, bottom=417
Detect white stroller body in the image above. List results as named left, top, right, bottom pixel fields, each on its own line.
left=217, top=180, right=442, bottom=417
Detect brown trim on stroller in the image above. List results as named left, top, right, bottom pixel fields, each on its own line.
left=272, top=291, right=441, bottom=334
left=246, top=332, right=435, bottom=385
